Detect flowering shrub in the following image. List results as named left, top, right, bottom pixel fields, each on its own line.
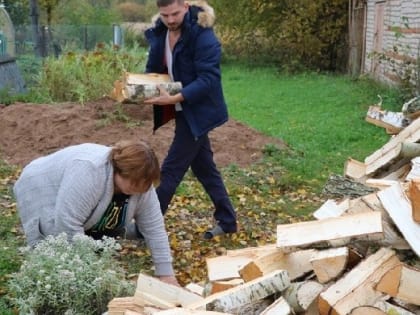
left=8, top=233, right=135, bottom=315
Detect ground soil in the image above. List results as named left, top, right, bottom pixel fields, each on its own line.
left=0, top=97, right=284, bottom=168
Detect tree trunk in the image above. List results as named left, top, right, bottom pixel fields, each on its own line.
left=30, top=0, right=43, bottom=57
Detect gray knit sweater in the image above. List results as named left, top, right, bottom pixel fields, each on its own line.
left=13, top=143, right=174, bottom=276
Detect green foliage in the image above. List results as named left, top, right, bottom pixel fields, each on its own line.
left=117, top=1, right=155, bottom=22
left=213, top=0, right=348, bottom=71
left=16, top=54, right=43, bottom=87
left=30, top=43, right=146, bottom=103
left=123, top=26, right=149, bottom=49
left=8, top=234, right=135, bottom=315
left=53, top=0, right=122, bottom=26
left=4, top=0, right=29, bottom=26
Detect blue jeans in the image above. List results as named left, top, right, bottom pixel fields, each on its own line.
left=156, top=112, right=237, bottom=233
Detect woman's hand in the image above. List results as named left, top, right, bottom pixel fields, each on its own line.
left=158, top=275, right=181, bottom=287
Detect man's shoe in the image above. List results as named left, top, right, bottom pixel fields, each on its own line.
left=204, top=225, right=236, bottom=240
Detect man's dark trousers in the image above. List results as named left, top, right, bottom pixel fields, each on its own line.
left=156, top=112, right=237, bottom=233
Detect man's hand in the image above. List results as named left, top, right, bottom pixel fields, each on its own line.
left=143, top=85, right=184, bottom=106
left=158, top=275, right=181, bottom=287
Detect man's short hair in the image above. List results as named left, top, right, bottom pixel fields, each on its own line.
left=156, top=0, right=184, bottom=7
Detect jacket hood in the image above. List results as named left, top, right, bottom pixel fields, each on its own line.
left=151, top=1, right=215, bottom=29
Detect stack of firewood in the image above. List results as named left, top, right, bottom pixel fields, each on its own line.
left=105, top=98, right=420, bottom=315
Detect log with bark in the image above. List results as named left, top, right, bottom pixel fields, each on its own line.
left=322, top=174, right=377, bottom=199
left=365, top=105, right=410, bottom=134
left=186, top=269, right=290, bottom=313
left=402, top=96, right=420, bottom=119
left=110, top=72, right=182, bottom=104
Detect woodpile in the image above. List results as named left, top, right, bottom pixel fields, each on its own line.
left=105, top=98, right=420, bottom=315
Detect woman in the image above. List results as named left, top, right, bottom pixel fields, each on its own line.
left=13, top=140, right=178, bottom=285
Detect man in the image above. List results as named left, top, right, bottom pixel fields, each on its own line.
left=144, top=0, right=237, bottom=239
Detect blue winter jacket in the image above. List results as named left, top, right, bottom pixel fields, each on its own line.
left=144, top=5, right=228, bottom=138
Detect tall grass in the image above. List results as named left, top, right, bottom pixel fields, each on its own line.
left=222, top=64, right=404, bottom=191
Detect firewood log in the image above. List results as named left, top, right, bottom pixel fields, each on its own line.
left=134, top=273, right=203, bottom=309
left=376, top=263, right=420, bottom=306
left=348, top=305, right=386, bottom=314
left=318, top=247, right=400, bottom=315
left=282, top=280, right=324, bottom=313
left=186, top=269, right=290, bottom=313
left=276, top=211, right=383, bottom=253
left=259, top=296, right=293, bottom=315
left=110, top=72, right=182, bottom=104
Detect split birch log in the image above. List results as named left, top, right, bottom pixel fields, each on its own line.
left=107, top=296, right=145, bottom=315
left=110, top=72, right=182, bottom=104
left=375, top=263, right=420, bottom=306
left=302, top=300, right=320, bottom=315
left=282, top=280, right=324, bottom=313
left=312, top=199, right=348, bottom=220
left=134, top=273, right=203, bottom=308
left=377, top=182, right=420, bottom=256
left=318, top=247, right=400, bottom=315
left=365, top=178, right=399, bottom=190
left=276, top=211, right=384, bottom=253
left=402, top=96, right=420, bottom=119
left=406, top=156, right=420, bottom=180
left=344, top=158, right=367, bottom=181
left=381, top=162, right=411, bottom=181
left=348, top=306, right=386, bottom=315
left=365, top=105, right=409, bottom=134
left=210, top=279, right=244, bottom=294
left=206, top=255, right=250, bottom=282
left=364, top=116, right=420, bottom=176
left=259, top=296, right=293, bottom=315
left=186, top=269, right=290, bottom=313
left=407, top=179, right=420, bottom=222
left=225, top=243, right=278, bottom=257
left=206, top=244, right=278, bottom=281
left=142, top=306, right=168, bottom=315
left=152, top=309, right=232, bottom=315
left=238, top=249, right=315, bottom=282
left=309, top=247, right=349, bottom=283
left=374, top=300, right=417, bottom=315
left=348, top=193, right=410, bottom=249
left=314, top=193, right=409, bottom=250
left=185, top=283, right=205, bottom=296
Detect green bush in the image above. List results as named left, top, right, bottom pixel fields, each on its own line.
left=8, top=233, right=135, bottom=315
left=214, top=0, right=348, bottom=71
left=31, top=43, right=147, bottom=103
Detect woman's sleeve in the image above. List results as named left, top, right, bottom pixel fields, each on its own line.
left=134, top=188, right=174, bottom=276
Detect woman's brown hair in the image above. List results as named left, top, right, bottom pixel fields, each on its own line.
left=110, top=140, right=160, bottom=189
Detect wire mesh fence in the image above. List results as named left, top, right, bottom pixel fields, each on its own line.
left=14, top=24, right=122, bottom=57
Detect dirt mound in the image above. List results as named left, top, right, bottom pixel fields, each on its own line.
left=0, top=97, right=284, bottom=168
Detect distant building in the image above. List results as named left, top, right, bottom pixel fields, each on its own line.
left=349, top=0, right=420, bottom=88
left=0, top=1, right=15, bottom=57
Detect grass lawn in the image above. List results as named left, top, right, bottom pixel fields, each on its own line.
left=0, top=65, right=405, bottom=313
left=222, top=64, right=402, bottom=190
